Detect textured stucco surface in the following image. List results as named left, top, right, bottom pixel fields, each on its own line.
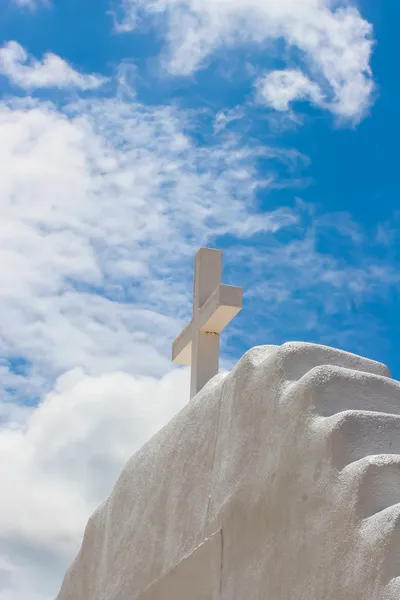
left=57, top=342, right=400, bottom=600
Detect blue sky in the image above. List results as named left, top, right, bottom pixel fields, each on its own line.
left=0, top=1, right=398, bottom=598
left=1, top=0, right=398, bottom=373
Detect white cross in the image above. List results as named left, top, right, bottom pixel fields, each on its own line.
left=172, top=247, right=242, bottom=399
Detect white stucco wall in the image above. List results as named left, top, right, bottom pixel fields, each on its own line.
left=57, top=342, right=400, bottom=600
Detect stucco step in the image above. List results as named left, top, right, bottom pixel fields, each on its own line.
left=275, top=342, right=390, bottom=381
left=283, top=366, right=400, bottom=419
left=316, top=411, right=400, bottom=469
left=229, top=343, right=390, bottom=394
left=341, top=455, right=400, bottom=520
left=272, top=342, right=390, bottom=382
left=360, top=504, right=400, bottom=584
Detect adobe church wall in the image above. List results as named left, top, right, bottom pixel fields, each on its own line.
left=57, top=342, right=400, bottom=600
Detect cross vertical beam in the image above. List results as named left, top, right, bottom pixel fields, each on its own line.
left=191, top=249, right=222, bottom=398
left=172, top=247, right=242, bottom=399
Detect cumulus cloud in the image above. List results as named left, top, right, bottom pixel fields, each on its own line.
left=119, top=0, right=375, bottom=120
left=0, top=367, right=189, bottom=600
left=0, top=42, right=105, bottom=90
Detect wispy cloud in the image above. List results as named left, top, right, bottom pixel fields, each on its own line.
left=11, top=0, right=45, bottom=7
left=118, top=0, right=375, bottom=121
left=232, top=209, right=398, bottom=357
left=0, top=42, right=105, bottom=90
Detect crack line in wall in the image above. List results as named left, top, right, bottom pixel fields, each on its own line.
left=203, top=379, right=226, bottom=541
left=219, top=528, right=224, bottom=600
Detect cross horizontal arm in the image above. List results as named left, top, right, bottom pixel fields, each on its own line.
left=172, top=284, right=242, bottom=366
left=172, top=322, right=193, bottom=366
left=199, top=283, right=242, bottom=334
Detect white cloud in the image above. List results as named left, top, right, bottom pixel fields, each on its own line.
left=0, top=367, right=189, bottom=600
left=256, top=69, right=323, bottom=112
left=0, top=42, right=105, bottom=90
left=119, top=0, right=375, bottom=121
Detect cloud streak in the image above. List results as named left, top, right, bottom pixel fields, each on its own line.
left=0, top=42, right=105, bottom=90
